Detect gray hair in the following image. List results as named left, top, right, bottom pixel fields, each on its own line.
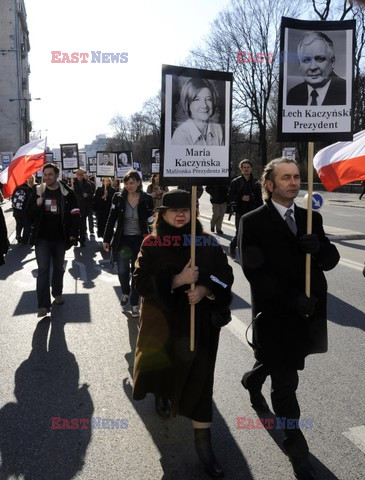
left=261, top=157, right=299, bottom=201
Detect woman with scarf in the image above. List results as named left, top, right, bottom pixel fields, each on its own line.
left=132, top=189, right=233, bottom=477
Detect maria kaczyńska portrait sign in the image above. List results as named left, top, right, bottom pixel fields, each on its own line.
left=277, top=17, right=355, bottom=142
left=161, top=65, right=233, bottom=186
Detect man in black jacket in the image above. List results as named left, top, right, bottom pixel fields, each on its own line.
left=238, top=157, right=339, bottom=480
left=205, top=183, right=229, bottom=234
left=73, top=168, right=94, bottom=247
left=27, top=163, right=80, bottom=317
left=0, top=204, right=9, bottom=266
left=227, top=160, right=262, bottom=259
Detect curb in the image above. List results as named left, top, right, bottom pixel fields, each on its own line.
left=199, top=213, right=365, bottom=242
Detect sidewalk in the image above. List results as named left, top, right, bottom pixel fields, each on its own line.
left=199, top=190, right=365, bottom=241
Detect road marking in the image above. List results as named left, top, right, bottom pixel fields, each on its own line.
left=226, top=314, right=252, bottom=350
left=339, top=258, right=364, bottom=272
left=343, top=426, right=365, bottom=455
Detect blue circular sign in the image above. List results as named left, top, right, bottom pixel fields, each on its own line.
left=312, top=193, right=323, bottom=210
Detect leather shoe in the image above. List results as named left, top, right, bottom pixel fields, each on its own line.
left=249, top=391, right=270, bottom=412
left=290, top=458, right=317, bottom=480
left=240, top=378, right=270, bottom=412
left=155, top=395, right=171, bottom=418
left=194, top=428, right=224, bottom=478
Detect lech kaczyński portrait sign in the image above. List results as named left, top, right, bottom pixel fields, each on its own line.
left=277, top=17, right=355, bottom=142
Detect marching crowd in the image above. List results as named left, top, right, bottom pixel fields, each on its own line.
left=0, top=158, right=346, bottom=480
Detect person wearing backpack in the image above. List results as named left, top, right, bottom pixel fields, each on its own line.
left=12, top=176, right=34, bottom=244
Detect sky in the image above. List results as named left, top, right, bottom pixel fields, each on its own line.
left=26, top=0, right=230, bottom=150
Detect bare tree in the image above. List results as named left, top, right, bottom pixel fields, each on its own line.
left=189, top=0, right=303, bottom=167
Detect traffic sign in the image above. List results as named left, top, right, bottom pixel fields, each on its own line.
left=303, top=192, right=324, bottom=210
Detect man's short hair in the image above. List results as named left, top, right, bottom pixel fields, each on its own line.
left=42, top=162, right=59, bottom=175
left=239, top=159, right=252, bottom=168
left=261, top=157, right=299, bottom=202
left=297, top=31, right=335, bottom=61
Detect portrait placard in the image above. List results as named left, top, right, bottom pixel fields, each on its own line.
left=161, top=65, right=233, bottom=186
left=60, top=143, right=79, bottom=170
left=115, top=151, right=133, bottom=178
left=277, top=17, right=355, bottom=142
left=151, top=148, right=160, bottom=174
left=79, top=152, right=87, bottom=170
left=96, top=151, right=116, bottom=177
left=88, top=156, right=97, bottom=174
left=133, top=161, right=142, bottom=178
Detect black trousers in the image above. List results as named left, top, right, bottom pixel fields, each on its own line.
left=229, top=212, right=243, bottom=250
left=242, top=360, right=309, bottom=461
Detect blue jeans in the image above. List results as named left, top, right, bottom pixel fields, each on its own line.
left=35, top=238, right=66, bottom=309
left=116, top=235, right=143, bottom=306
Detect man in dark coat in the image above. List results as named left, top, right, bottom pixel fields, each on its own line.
left=287, top=31, right=346, bottom=106
left=72, top=168, right=94, bottom=247
left=0, top=204, right=9, bottom=266
left=228, top=159, right=262, bottom=258
left=238, top=157, right=339, bottom=480
left=27, top=163, right=80, bottom=317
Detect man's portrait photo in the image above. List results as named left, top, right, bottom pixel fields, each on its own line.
left=100, top=153, right=113, bottom=166
left=287, top=31, right=346, bottom=106
left=151, top=149, right=160, bottom=164
left=117, top=152, right=131, bottom=169
left=96, top=152, right=115, bottom=177
left=60, top=143, right=79, bottom=170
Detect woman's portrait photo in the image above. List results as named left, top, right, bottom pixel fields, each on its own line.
left=171, top=77, right=225, bottom=146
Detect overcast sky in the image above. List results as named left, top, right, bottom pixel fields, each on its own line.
left=26, top=0, right=229, bottom=150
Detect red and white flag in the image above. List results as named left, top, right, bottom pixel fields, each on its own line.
left=0, top=138, right=47, bottom=198
left=313, top=130, right=365, bottom=191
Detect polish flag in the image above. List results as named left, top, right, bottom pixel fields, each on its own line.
left=0, top=138, right=47, bottom=198
left=313, top=130, right=365, bottom=191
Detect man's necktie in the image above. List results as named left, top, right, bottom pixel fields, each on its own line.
left=285, top=209, right=297, bottom=235
left=310, top=90, right=318, bottom=106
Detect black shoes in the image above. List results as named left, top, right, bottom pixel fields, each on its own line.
left=249, top=391, right=270, bottom=413
left=216, top=230, right=223, bottom=235
left=241, top=378, right=270, bottom=412
left=194, top=428, right=224, bottom=478
left=229, top=246, right=236, bottom=259
left=290, top=458, right=317, bottom=480
left=155, top=395, right=171, bottom=418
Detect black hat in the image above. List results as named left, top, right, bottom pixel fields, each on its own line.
left=155, top=189, right=191, bottom=211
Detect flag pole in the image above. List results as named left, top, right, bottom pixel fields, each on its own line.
left=190, top=186, right=197, bottom=351
left=305, top=142, right=314, bottom=297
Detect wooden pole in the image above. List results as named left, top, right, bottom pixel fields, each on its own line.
left=305, top=142, right=314, bottom=297
left=190, top=186, right=197, bottom=352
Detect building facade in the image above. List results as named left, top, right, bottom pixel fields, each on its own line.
left=0, top=0, right=31, bottom=156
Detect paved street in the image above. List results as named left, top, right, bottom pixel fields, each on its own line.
left=0, top=190, right=364, bottom=480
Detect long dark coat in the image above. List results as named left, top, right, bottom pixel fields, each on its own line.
left=0, top=206, right=9, bottom=266
left=132, top=221, right=233, bottom=420
left=92, top=185, right=115, bottom=238
left=238, top=200, right=340, bottom=369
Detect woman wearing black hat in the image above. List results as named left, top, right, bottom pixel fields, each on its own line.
left=132, top=189, right=233, bottom=477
